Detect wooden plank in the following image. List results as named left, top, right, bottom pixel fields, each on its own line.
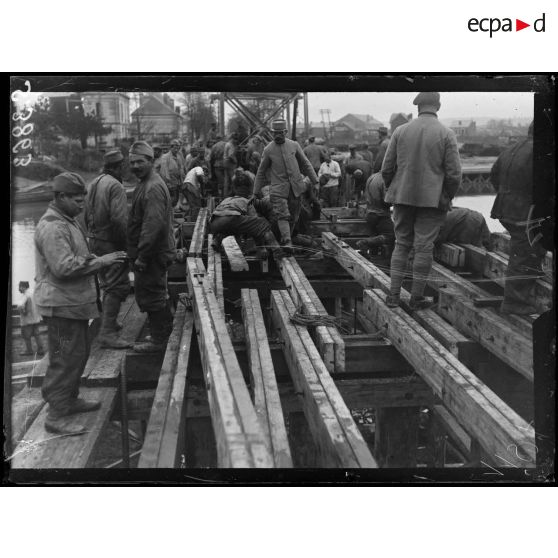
left=270, top=289, right=377, bottom=468
left=10, top=387, right=46, bottom=449
left=375, top=406, right=420, bottom=467
left=432, top=404, right=472, bottom=460
left=11, top=387, right=118, bottom=468
left=207, top=234, right=225, bottom=315
left=186, top=258, right=272, bottom=467
left=362, top=288, right=536, bottom=467
left=322, top=232, right=472, bottom=357
left=241, top=289, right=293, bottom=467
left=459, top=244, right=551, bottom=312
left=86, top=299, right=147, bottom=385
left=435, top=243, right=466, bottom=267
left=437, top=288, right=534, bottom=381
left=188, top=207, right=208, bottom=257
left=138, top=303, right=188, bottom=468
left=278, top=256, right=345, bottom=373
left=311, top=219, right=369, bottom=237
left=157, top=309, right=195, bottom=468
left=222, top=236, right=250, bottom=271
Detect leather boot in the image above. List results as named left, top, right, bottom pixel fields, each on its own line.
left=262, top=230, right=284, bottom=259
left=277, top=220, right=293, bottom=255
left=67, top=398, right=102, bottom=415
left=133, top=306, right=172, bottom=353
left=97, top=294, right=132, bottom=349
left=45, top=415, right=87, bottom=436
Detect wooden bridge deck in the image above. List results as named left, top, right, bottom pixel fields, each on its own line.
left=7, top=210, right=552, bottom=474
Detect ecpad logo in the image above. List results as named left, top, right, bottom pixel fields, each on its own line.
left=468, top=13, right=546, bottom=37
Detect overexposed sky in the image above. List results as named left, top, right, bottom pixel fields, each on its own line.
left=307, top=92, right=534, bottom=125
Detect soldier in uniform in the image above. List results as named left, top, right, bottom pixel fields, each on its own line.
left=253, top=119, right=318, bottom=252
left=84, top=149, right=131, bottom=349
left=159, top=138, right=185, bottom=207
left=34, top=172, right=127, bottom=435
left=127, top=141, right=176, bottom=353
left=373, top=126, right=390, bottom=173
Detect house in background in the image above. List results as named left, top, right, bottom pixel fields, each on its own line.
left=450, top=119, right=477, bottom=137
left=332, top=113, right=384, bottom=144
left=82, top=92, right=130, bottom=147
left=389, top=113, right=412, bottom=133
left=130, top=94, right=184, bottom=145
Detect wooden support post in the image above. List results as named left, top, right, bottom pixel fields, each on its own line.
left=278, top=256, right=345, bottom=373
left=188, top=208, right=208, bottom=257
left=311, top=219, right=369, bottom=237
left=322, top=232, right=473, bottom=358
left=362, top=288, right=536, bottom=467
left=138, top=302, right=195, bottom=468
left=437, top=287, right=534, bottom=381
left=222, top=236, right=250, bottom=271
left=270, top=289, right=377, bottom=468
left=375, top=406, right=420, bottom=467
left=434, top=243, right=466, bottom=267
left=186, top=258, right=273, bottom=467
left=241, top=289, right=293, bottom=467
left=207, top=234, right=225, bottom=315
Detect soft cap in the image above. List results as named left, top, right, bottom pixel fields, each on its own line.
left=104, top=149, right=124, bottom=164
left=129, top=140, right=154, bottom=159
left=52, top=172, right=86, bottom=194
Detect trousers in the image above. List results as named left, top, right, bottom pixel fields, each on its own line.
left=134, top=258, right=170, bottom=313
left=42, top=316, right=90, bottom=415
left=209, top=214, right=270, bottom=243
left=90, top=238, right=130, bottom=301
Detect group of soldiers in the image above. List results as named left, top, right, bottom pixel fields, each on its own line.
left=29, top=95, right=545, bottom=436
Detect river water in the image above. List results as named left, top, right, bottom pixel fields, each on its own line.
left=9, top=195, right=504, bottom=302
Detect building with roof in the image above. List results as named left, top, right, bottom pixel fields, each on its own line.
left=82, top=92, right=130, bottom=147
left=450, top=119, right=477, bottom=137
left=389, top=113, right=413, bottom=134
left=332, top=113, right=384, bottom=143
left=130, top=94, right=184, bottom=144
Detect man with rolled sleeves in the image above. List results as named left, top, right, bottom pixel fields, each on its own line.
left=34, top=172, right=128, bottom=435
left=382, top=92, right=462, bottom=310
left=84, top=149, right=131, bottom=349
left=254, top=119, right=318, bottom=252
left=127, top=141, right=176, bottom=353
left=159, top=138, right=184, bottom=207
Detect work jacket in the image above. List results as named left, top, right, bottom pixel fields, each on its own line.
left=223, top=141, right=238, bottom=170
left=346, top=159, right=374, bottom=188
left=489, top=138, right=533, bottom=223
left=210, top=141, right=226, bottom=169
left=364, top=173, right=391, bottom=217
left=34, top=204, right=102, bottom=318
left=84, top=172, right=128, bottom=248
left=159, top=151, right=185, bottom=189
left=436, top=207, right=490, bottom=248
left=127, top=170, right=175, bottom=266
left=373, top=138, right=390, bottom=173
left=254, top=138, right=318, bottom=198
left=382, top=113, right=462, bottom=209
left=212, top=196, right=272, bottom=218
left=303, top=143, right=327, bottom=169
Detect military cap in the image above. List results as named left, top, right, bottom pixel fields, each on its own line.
left=353, top=169, right=364, bottom=177
left=349, top=144, right=357, bottom=150
left=129, top=140, right=154, bottom=158
left=413, top=92, right=441, bottom=107
left=378, top=126, right=388, bottom=135
left=170, top=139, right=180, bottom=147
left=52, top=172, right=86, bottom=194
left=270, top=119, right=288, bottom=132
left=308, top=135, right=315, bottom=141
left=104, top=149, right=124, bottom=164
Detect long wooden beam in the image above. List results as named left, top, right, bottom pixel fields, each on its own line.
left=138, top=302, right=195, bottom=468
left=186, top=257, right=273, bottom=467
left=456, top=243, right=552, bottom=312
left=362, top=288, right=536, bottom=467
left=311, top=219, right=369, bottom=237
left=222, top=236, right=250, bottom=271
left=188, top=208, right=208, bottom=257
left=322, top=232, right=473, bottom=357
left=437, top=288, right=533, bottom=381
left=241, top=289, right=293, bottom=467
left=278, top=256, right=345, bottom=373
left=207, top=234, right=225, bottom=315
left=270, top=289, right=377, bottom=468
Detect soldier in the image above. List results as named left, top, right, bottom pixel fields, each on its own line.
left=34, top=172, right=127, bottom=435
left=373, top=127, right=390, bottom=173
left=303, top=136, right=327, bottom=175
left=153, top=145, right=163, bottom=173
left=254, top=119, right=318, bottom=252
left=159, top=139, right=185, bottom=207
left=382, top=92, right=462, bottom=310
left=223, top=132, right=239, bottom=198
left=490, top=121, right=545, bottom=315
left=127, top=141, right=176, bottom=353
left=84, top=149, right=131, bottom=349
left=182, top=165, right=209, bottom=221
left=209, top=135, right=226, bottom=196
